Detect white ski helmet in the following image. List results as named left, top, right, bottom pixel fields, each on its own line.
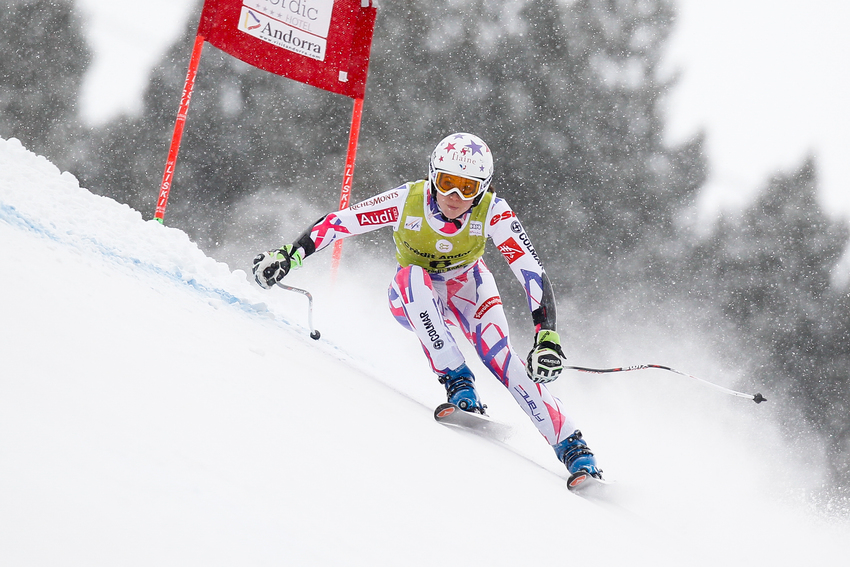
left=428, top=133, right=494, bottom=202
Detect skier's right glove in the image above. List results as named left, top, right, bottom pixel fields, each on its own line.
left=252, top=245, right=303, bottom=289
left=526, top=329, right=567, bottom=383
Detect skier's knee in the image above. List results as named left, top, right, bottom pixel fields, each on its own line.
left=392, top=265, right=434, bottom=303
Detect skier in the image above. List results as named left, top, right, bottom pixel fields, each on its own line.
left=252, top=133, right=601, bottom=481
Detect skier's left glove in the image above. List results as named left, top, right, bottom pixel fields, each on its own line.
left=526, top=329, right=566, bottom=383
left=252, top=245, right=303, bottom=289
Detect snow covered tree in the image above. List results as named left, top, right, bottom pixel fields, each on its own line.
left=0, top=0, right=91, bottom=165
left=690, top=158, right=850, bottom=485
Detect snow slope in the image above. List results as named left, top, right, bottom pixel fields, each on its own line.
left=1, top=136, right=848, bottom=565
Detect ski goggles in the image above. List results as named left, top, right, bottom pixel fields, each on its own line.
left=433, top=171, right=482, bottom=200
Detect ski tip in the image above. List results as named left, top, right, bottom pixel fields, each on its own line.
left=434, top=403, right=458, bottom=420
left=566, top=470, right=604, bottom=492
left=567, top=471, right=590, bottom=491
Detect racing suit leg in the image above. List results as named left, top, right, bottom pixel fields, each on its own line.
left=387, top=264, right=466, bottom=374
left=439, top=260, right=578, bottom=445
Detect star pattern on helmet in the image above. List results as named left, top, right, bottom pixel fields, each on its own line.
left=466, top=139, right=484, bottom=156
left=432, top=133, right=492, bottom=187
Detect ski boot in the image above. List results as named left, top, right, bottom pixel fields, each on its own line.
left=438, top=363, right=486, bottom=415
left=554, top=430, right=602, bottom=488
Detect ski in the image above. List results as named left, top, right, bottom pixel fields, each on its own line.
left=436, top=403, right=612, bottom=494
left=434, top=402, right=513, bottom=441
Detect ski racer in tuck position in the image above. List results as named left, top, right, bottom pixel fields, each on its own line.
left=252, top=133, right=602, bottom=480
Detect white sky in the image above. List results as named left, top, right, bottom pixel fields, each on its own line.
left=75, top=0, right=850, bottom=221
left=75, top=0, right=198, bottom=123
left=662, top=0, right=850, bottom=221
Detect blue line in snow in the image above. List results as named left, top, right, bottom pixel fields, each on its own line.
left=1, top=201, right=370, bottom=367
left=0, top=201, right=276, bottom=320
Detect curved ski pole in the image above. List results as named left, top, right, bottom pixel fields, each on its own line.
left=565, top=364, right=766, bottom=404
left=275, top=282, right=321, bottom=340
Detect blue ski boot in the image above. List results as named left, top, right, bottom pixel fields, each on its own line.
left=553, top=430, right=602, bottom=477
left=438, top=363, right=486, bottom=414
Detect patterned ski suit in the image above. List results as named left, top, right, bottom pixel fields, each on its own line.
left=289, top=180, right=577, bottom=446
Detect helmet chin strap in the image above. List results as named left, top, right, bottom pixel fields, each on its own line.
left=471, top=189, right=486, bottom=207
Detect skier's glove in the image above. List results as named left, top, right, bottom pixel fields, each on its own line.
left=526, top=329, right=566, bottom=383
left=252, top=245, right=303, bottom=289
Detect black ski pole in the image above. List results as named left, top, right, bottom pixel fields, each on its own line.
left=565, top=364, right=766, bottom=404
left=276, top=282, right=321, bottom=340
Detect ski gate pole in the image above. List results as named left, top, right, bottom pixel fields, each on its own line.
left=154, top=33, right=205, bottom=224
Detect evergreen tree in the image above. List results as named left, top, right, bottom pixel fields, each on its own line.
left=0, top=0, right=91, bottom=165
left=690, top=159, right=850, bottom=485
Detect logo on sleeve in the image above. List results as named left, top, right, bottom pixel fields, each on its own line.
left=356, top=207, right=399, bottom=226
left=490, top=210, right=516, bottom=226
left=498, top=238, right=525, bottom=264
left=350, top=191, right=400, bottom=211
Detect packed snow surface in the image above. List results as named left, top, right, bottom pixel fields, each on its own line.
left=1, top=137, right=848, bottom=565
